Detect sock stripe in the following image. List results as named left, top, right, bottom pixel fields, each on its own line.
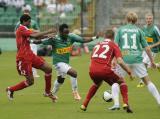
left=24, top=81, right=29, bottom=86
left=45, top=73, right=52, bottom=76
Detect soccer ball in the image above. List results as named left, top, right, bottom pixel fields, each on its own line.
left=103, top=90, right=112, bottom=102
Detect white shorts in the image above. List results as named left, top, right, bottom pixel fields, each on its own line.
left=115, top=63, right=148, bottom=79
left=142, top=51, right=156, bottom=67
left=30, top=44, right=38, bottom=55
left=54, top=62, right=71, bottom=78
left=112, top=64, right=125, bottom=78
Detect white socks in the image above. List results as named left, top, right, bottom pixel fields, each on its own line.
left=147, top=82, right=160, bottom=105
left=52, top=77, right=78, bottom=95
left=70, top=77, right=78, bottom=91
left=112, top=83, right=120, bottom=106
left=52, top=79, right=62, bottom=95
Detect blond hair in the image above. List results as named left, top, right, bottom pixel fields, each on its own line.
left=126, top=12, right=138, bottom=24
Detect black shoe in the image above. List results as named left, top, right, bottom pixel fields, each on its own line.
left=123, top=104, right=133, bottom=113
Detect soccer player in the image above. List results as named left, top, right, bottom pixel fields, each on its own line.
left=137, top=13, right=160, bottom=87
left=32, top=23, right=97, bottom=101
left=6, top=14, right=57, bottom=102
left=15, top=4, right=40, bottom=78
left=115, top=12, right=160, bottom=106
left=80, top=29, right=134, bottom=113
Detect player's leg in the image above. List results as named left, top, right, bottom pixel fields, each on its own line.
left=134, top=63, right=160, bottom=105
left=51, top=62, right=67, bottom=99
left=33, top=55, right=56, bottom=102
left=118, top=78, right=133, bottom=113
left=109, top=66, right=133, bottom=113
left=52, top=75, right=65, bottom=98
left=30, top=44, right=40, bottom=78
left=32, top=67, right=40, bottom=78
left=80, top=75, right=102, bottom=111
left=142, top=76, right=160, bottom=105
left=40, top=62, right=58, bottom=102
left=109, top=83, right=120, bottom=110
left=39, top=62, right=52, bottom=93
left=67, top=68, right=81, bottom=100
left=137, top=51, right=148, bottom=88
left=137, top=51, right=156, bottom=87
left=6, top=60, right=33, bottom=100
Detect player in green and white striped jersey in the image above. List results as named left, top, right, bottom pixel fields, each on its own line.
left=115, top=12, right=160, bottom=106
left=137, top=13, right=160, bottom=87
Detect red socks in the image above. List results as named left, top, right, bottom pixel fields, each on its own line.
left=83, top=84, right=99, bottom=107
left=45, top=73, right=52, bottom=94
left=9, top=80, right=29, bottom=91
left=120, top=83, right=128, bottom=105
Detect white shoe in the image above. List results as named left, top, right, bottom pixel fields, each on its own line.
left=6, top=87, right=14, bottom=100
left=108, top=105, right=120, bottom=110
left=73, top=91, right=81, bottom=101
left=43, top=93, right=58, bottom=102
left=34, top=74, right=40, bottom=78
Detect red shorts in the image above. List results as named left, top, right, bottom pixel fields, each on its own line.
left=89, top=65, right=121, bottom=86
left=16, top=54, right=44, bottom=76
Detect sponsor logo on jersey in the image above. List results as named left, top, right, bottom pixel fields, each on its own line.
left=56, top=46, right=72, bottom=54
left=145, top=37, right=153, bottom=42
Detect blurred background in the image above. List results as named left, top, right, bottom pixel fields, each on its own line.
left=0, top=0, right=160, bottom=52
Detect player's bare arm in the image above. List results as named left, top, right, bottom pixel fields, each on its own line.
left=30, top=28, right=56, bottom=39
left=116, top=57, right=134, bottom=80
left=82, top=36, right=98, bottom=43
left=145, top=46, right=156, bottom=68
left=149, top=41, right=160, bottom=49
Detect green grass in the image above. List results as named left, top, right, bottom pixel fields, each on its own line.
left=0, top=52, right=160, bottom=119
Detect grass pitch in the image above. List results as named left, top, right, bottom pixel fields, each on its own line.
left=0, top=52, right=160, bottom=119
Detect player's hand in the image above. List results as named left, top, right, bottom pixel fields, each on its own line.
left=91, top=35, right=99, bottom=41
left=151, top=62, right=156, bottom=69
left=129, top=73, right=135, bottom=81
left=111, top=58, right=117, bottom=68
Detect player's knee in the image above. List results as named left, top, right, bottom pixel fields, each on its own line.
left=67, top=69, right=77, bottom=78
left=57, top=76, right=65, bottom=84
left=117, top=78, right=125, bottom=85
left=27, top=80, right=34, bottom=86
left=71, top=71, right=77, bottom=78
left=46, top=66, right=52, bottom=74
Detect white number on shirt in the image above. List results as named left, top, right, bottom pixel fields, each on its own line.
left=122, top=33, right=137, bottom=50
left=92, top=44, right=110, bottom=59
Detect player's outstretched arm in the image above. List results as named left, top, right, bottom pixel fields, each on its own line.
left=82, top=36, right=98, bottom=43
left=149, top=41, right=160, bottom=49
left=145, top=46, right=156, bottom=68
left=117, top=57, right=134, bottom=80
left=30, top=28, right=57, bottom=39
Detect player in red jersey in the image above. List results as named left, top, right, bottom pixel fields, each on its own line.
left=80, top=29, right=134, bottom=113
left=6, top=14, right=57, bottom=102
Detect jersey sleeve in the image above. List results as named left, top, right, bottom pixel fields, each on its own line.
left=42, top=38, right=55, bottom=45
left=69, top=33, right=84, bottom=43
left=139, top=29, right=149, bottom=48
left=112, top=42, right=122, bottom=58
left=114, top=28, right=120, bottom=45
left=14, top=22, right=20, bottom=32
left=154, top=26, right=160, bottom=41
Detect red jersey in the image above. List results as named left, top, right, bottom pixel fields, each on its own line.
left=16, top=24, right=33, bottom=59
left=90, top=39, right=122, bottom=68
